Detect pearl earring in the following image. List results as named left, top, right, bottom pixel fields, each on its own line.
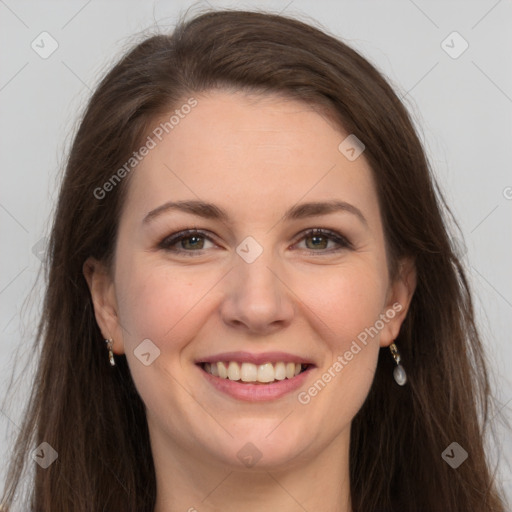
left=389, top=342, right=407, bottom=385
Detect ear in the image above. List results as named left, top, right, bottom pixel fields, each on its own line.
left=83, top=256, right=125, bottom=355
left=379, top=257, right=417, bottom=348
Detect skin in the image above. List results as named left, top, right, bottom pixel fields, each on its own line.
left=84, top=90, right=416, bottom=512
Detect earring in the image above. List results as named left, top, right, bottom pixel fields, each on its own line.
left=389, top=342, right=406, bottom=385
left=105, top=338, right=116, bottom=366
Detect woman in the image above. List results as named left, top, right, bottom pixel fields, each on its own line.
left=0, top=8, right=507, bottom=512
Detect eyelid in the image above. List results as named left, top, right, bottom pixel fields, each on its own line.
left=158, top=227, right=353, bottom=255
left=158, top=228, right=217, bottom=254
left=292, top=228, right=353, bottom=251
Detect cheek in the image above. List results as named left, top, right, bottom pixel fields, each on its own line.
left=301, top=262, right=387, bottom=343
left=114, top=257, right=209, bottom=348
left=295, top=264, right=386, bottom=408
left=113, top=259, right=210, bottom=416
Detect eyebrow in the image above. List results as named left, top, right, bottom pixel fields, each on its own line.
left=143, top=199, right=368, bottom=227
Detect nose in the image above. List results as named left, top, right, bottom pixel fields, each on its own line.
left=219, top=245, right=295, bottom=335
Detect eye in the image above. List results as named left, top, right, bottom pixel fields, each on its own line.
left=159, top=227, right=352, bottom=257
left=158, top=229, right=216, bottom=255
left=294, top=228, right=353, bottom=254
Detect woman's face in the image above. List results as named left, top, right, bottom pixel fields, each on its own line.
left=86, top=90, right=415, bottom=473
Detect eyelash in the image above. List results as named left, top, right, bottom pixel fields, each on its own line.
left=158, top=228, right=353, bottom=256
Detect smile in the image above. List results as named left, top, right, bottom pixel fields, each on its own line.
left=195, top=351, right=316, bottom=401
left=201, top=361, right=310, bottom=384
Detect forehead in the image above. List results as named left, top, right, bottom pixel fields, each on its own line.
left=121, top=90, right=378, bottom=225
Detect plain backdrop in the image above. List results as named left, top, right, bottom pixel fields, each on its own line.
left=1, top=0, right=511, bottom=505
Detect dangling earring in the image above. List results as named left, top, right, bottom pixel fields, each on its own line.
left=105, top=338, right=116, bottom=366
left=389, top=342, right=406, bottom=385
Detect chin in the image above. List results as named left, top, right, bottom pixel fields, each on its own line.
left=200, top=422, right=315, bottom=471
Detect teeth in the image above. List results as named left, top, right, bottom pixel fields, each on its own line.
left=203, top=361, right=307, bottom=383
left=258, top=363, right=275, bottom=383
left=227, top=361, right=240, bottom=381
left=217, top=361, right=228, bottom=379
left=240, top=362, right=257, bottom=382
left=274, top=362, right=286, bottom=381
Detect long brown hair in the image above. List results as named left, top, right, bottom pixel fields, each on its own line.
left=1, top=8, right=507, bottom=511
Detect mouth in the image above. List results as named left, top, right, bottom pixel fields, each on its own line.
left=195, top=355, right=315, bottom=401
left=198, top=361, right=313, bottom=384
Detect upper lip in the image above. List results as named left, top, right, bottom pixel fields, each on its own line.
left=196, top=351, right=316, bottom=366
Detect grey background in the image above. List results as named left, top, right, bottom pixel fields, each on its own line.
left=1, top=0, right=511, bottom=505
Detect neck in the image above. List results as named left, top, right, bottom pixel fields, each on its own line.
left=152, top=426, right=352, bottom=512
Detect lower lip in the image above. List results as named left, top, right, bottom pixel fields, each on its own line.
left=198, top=365, right=314, bottom=401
